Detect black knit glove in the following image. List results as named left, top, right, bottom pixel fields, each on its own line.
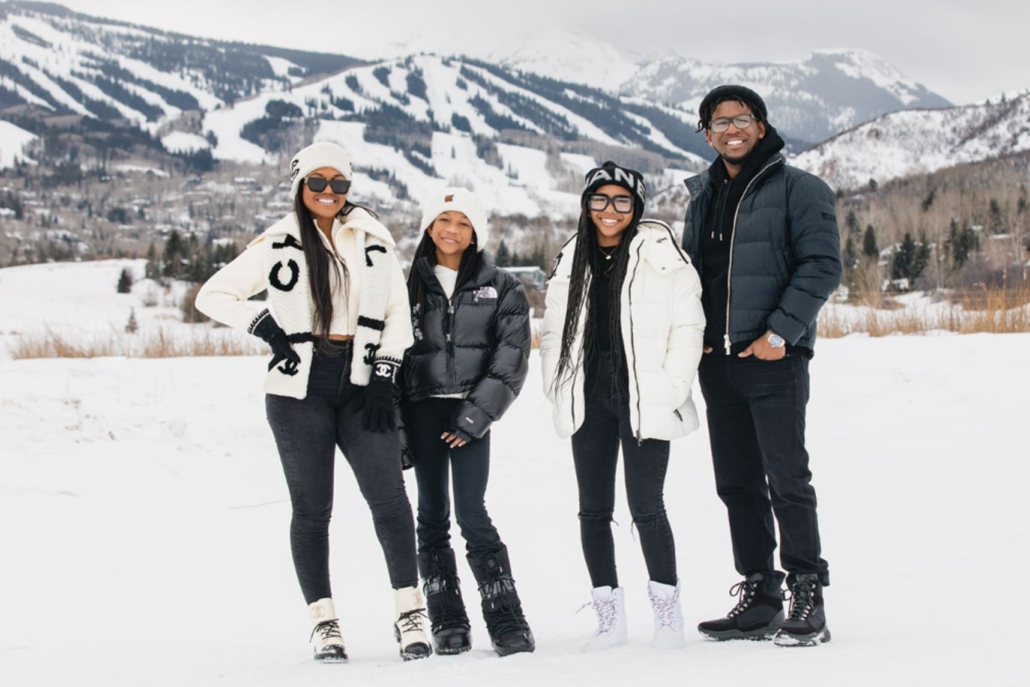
left=360, top=360, right=399, bottom=433
left=250, top=311, right=300, bottom=372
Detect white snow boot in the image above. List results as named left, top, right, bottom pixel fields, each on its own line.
left=308, top=598, right=348, bottom=662
left=648, top=580, right=686, bottom=649
left=394, top=586, right=433, bottom=661
left=583, top=586, right=628, bottom=652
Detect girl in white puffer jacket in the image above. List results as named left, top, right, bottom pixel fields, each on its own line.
left=540, top=161, right=705, bottom=652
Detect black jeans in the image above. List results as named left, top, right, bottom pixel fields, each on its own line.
left=571, top=356, right=678, bottom=589
left=265, top=341, right=418, bottom=603
left=408, top=397, right=503, bottom=558
left=698, top=353, right=829, bottom=583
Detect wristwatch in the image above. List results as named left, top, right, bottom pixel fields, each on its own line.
left=765, top=331, right=785, bottom=348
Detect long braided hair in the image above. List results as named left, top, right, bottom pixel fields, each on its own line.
left=293, top=195, right=378, bottom=353
left=552, top=196, right=639, bottom=398
left=406, top=225, right=480, bottom=329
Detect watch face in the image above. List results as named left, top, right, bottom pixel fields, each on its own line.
left=767, top=333, right=785, bottom=348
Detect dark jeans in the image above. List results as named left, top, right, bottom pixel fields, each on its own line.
left=698, top=353, right=829, bottom=583
left=265, top=341, right=418, bottom=603
left=408, top=397, right=503, bottom=558
left=571, top=356, right=677, bottom=589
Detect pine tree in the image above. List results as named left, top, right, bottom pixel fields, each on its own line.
left=495, top=239, right=511, bottom=267
left=863, top=225, right=879, bottom=257
left=163, top=230, right=184, bottom=279
left=125, top=308, right=139, bottom=334
left=842, top=236, right=858, bottom=271
left=145, top=241, right=159, bottom=279
left=117, top=268, right=133, bottom=294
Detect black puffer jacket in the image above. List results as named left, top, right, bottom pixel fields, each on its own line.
left=402, top=251, right=531, bottom=439
left=682, top=154, right=841, bottom=353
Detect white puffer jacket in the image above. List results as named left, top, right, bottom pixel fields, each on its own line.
left=540, top=220, right=705, bottom=441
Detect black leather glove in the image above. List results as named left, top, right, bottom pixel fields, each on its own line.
left=250, top=311, right=300, bottom=372
left=360, top=359, right=399, bottom=433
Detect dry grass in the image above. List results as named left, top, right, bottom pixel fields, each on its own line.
left=8, top=327, right=267, bottom=360
left=819, top=285, right=1030, bottom=338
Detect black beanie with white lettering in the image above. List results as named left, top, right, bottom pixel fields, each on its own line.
left=581, top=161, right=646, bottom=223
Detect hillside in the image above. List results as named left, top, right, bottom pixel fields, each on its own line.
left=793, top=90, right=1030, bottom=191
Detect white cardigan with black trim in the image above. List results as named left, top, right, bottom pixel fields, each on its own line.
left=196, top=208, right=413, bottom=399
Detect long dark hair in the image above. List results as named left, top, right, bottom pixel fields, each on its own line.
left=553, top=199, right=639, bottom=395
left=293, top=195, right=379, bottom=349
left=406, top=225, right=480, bottom=327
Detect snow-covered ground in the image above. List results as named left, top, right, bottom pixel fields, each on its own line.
left=2, top=260, right=1028, bottom=686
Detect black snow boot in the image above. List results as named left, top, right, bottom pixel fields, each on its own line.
left=467, top=546, right=535, bottom=656
left=418, top=548, right=472, bottom=655
left=698, top=572, right=785, bottom=641
left=774, top=573, right=831, bottom=647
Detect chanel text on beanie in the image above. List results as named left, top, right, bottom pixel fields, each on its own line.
left=582, top=161, right=646, bottom=219
left=420, top=187, right=490, bottom=251
left=289, top=141, right=354, bottom=200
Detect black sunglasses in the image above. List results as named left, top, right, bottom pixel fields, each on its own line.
left=304, top=177, right=351, bottom=194
left=588, top=193, right=634, bottom=214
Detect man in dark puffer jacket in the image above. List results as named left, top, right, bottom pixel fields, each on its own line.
left=682, top=85, right=840, bottom=648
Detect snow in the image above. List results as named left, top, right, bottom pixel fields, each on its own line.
left=2, top=259, right=1028, bottom=685
left=162, top=132, right=211, bottom=154
left=0, top=119, right=37, bottom=169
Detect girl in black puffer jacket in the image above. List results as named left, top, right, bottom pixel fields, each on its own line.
left=402, top=187, right=534, bottom=658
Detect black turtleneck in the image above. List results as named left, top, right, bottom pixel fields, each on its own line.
left=700, top=127, right=784, bottom=352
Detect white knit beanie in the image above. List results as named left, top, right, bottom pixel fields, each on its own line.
left=419, top=187, right=489, bottom=250
left=289, top=141, right=353, bottom=200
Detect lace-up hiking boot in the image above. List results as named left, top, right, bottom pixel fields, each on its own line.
left=467, top=546, right=535, bottom=656
left=308, top=598, right=348, bottom=662
left=582, top=586, right=628, bottom=651
left=419, top=549, right=472, bottom=655
left=648, top=581, right=685, bottom=649
left=698, top=572, right=785, bottom=641
left=773, top=573, right=830, bottom=647
left=393, top=587, right=433, bottom=661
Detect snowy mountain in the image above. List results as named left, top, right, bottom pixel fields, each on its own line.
left=792, top=90, right=1030, bottom=191
left=622, top=49, right=953, bottom=144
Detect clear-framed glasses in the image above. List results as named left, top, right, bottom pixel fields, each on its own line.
left=709, top=114, right=757, bottom=133
left=304, top=177, right=351, bottom=194
left=588, top=193, right=634, bottom=214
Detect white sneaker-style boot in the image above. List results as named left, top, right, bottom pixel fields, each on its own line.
left=394, top=586, right=433, bottom=661
left=648, top=581, right=686, bottom=649
left=583, top=586, right=628, bottom=652
left=308, top=598, right=348, bottom=661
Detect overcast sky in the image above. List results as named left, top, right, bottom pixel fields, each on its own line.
left=43, top=0, right=1029, bottom=105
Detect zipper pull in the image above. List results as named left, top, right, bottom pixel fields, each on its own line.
left=724, top=334, right=732, bottom=356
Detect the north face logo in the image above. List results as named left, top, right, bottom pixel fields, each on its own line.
left=474, top=286, right=498, bottom=300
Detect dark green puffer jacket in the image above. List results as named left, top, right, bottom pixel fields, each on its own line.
left=681, top=155, right=842, bottom=353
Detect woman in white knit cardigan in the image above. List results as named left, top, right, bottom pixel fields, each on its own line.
left=196, top=141, right=430, bottom=663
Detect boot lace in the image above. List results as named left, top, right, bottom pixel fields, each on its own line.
left=785, top=578, right=817, bottom=622
left=726, top=578, right=759, bottom=618
left=648, top=587, right=679, bottom=630
left=425, top=573, right=469, bottom=632
left=579, top=594, right=619, bottom=636
left=397, top=608, right=428, bottom=638
left=479, top=577, right=529, bottom=637
left=310, top=619, right=342, bottom=645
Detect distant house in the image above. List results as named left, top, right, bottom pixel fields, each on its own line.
left=502, top=266, right=546, bottom=290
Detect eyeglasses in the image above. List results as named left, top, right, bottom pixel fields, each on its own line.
left=709, top=114, right=758, bottom=133
left=588, top=193, right=634, bottom=214
left=304, top=177, right=351, bottom=194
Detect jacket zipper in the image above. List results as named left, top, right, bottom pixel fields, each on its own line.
left=445, top=302, right=455, bottom=386
left=627, top=239, right=645, bottom=443
left=723, top=158, right=784, bottom=355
